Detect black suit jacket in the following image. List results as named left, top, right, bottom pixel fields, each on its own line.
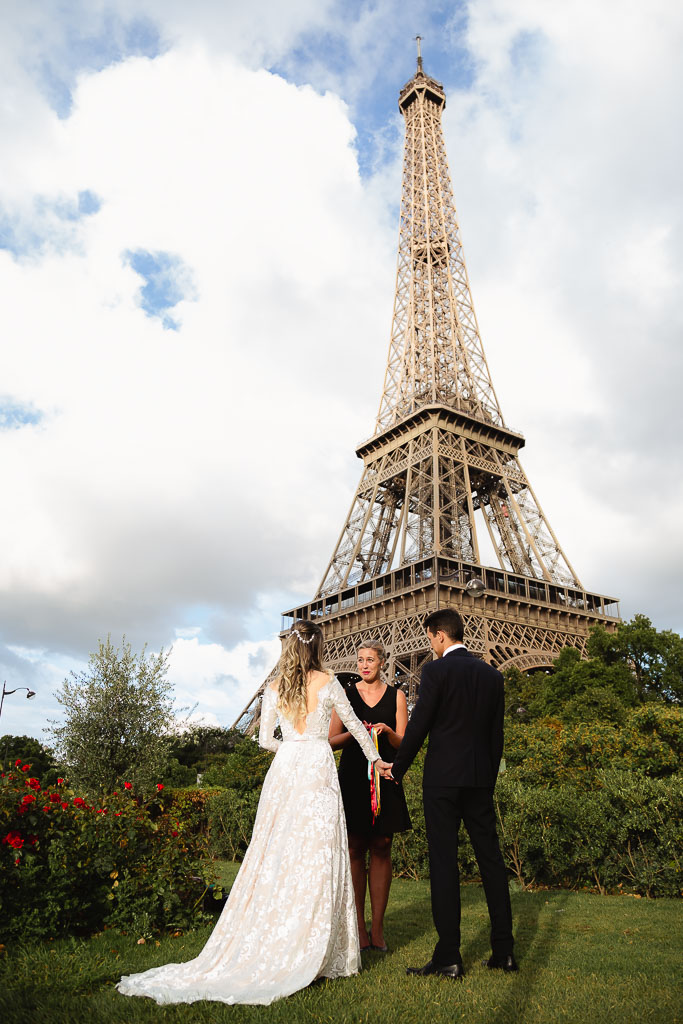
left=391, top=649, right=505, bottom=788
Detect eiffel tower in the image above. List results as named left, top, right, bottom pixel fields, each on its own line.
left=234, top=48, right=619, bottom=732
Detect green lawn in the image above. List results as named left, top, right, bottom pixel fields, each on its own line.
left=1, top=867, right=681, bottom=1024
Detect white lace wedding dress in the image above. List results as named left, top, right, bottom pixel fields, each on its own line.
left=117, top=673, right=380, bottom=1005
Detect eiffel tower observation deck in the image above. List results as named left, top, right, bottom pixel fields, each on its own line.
left=234, top=51, right=619, bottom=731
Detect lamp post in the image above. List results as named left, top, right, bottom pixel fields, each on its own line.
left=0, top=682, right=37, bottom=721
left=436, top=568, right=486, bottom=610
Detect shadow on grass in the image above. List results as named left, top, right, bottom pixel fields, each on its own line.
left=370, top=878, right=435, bottom=957
left=406, top=876, right=570, bottom=1022
left=484, top=889, right=571, bottom=1024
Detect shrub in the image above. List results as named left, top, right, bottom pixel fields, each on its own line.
left=200, top=739, right=273, bottom=792
left=207, top=789, right=262, bottom=860
left=162, top=757, right=196, bottom=788
left=492, top=769, right=682, bottom=897
left=0, top=765, right=215, bottom=942
left=504, top=703, right=682, bottom=787
left=162, top=787, right=222, bottom=841
left=618, top=704, right=683, bottom=776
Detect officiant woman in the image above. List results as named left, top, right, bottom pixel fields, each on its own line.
left=329, top=640, right=412, bottom=952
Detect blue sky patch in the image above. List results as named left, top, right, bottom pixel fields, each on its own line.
left=124, top=249, right=196, bottom=331
left=271, top=1, right=475, bottom=177
left=0, top=190, right=101, bottom=258
left=0, top=400, right=43, bottom=430
left=38, top=15, right=164, bottom=118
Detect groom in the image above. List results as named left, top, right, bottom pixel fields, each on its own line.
left=383, top=608, right=516, bottom=978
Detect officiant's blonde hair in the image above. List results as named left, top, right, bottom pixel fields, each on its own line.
left=277, top=619, right=325, bottom=723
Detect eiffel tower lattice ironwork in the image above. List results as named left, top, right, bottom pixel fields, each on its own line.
left=234, top=55, right=619, bottom=734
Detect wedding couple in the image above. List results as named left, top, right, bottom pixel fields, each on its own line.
left=117, top=609, right=515, bottom=1007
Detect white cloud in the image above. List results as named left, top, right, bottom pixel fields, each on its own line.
left=0, top=38, right=394, bottom=737
left=168, top=633, right=282, bottom=726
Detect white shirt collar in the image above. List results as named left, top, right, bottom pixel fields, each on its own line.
left=443, top=642, right=466, bottom=657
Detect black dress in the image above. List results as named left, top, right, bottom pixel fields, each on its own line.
left=337, top=684, right=412, bottom=837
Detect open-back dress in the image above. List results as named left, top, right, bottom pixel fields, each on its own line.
left=117, top=673, right=380, bottom=1006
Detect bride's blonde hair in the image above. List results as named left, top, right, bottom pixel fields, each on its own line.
left=277, top=619, right=325, bottom=723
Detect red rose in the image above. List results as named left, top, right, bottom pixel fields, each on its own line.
left=21, top=764, right=30, bottom=772
left=57, top=778, right=64, bottom=785
left=49, top=793, right=61, bottom=803
left=171, top=830, right=179, bottom=837
left=21, top=794, right=36, bottom=806
left=156, top=783, right=164, bottom=791
left=14, top=759, right=22, bottom=767
left=123, top=782, right=132, bottom=790
left=115, top=811, right=122, bottom=816
left=96, top=808, right=107, bottom=815
left=15, top=857, right=20, bottom=866
left=3, top=832, right=24, bottom=849
left=28, top=778, right=41, bottom=790
left=73, top=797, right=86, bottom=807
left=61, top=801, right=69, bottom=809
left=43, top=805, right=50, bottom=812
left=113, top=791, right=118, bottom=796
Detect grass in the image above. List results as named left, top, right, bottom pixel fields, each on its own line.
left=1, top=866, right=681, bottom=1024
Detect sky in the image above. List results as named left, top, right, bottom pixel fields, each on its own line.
left=1, top=0, right=682, bottom=742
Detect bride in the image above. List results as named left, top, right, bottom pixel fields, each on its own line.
left=117, top=619, right=391, bottom=1005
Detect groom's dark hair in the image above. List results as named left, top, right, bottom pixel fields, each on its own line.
left=424, top=608, right=464, bottom=642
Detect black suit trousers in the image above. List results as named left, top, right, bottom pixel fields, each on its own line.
left=423, top=785, right=513, bottom=964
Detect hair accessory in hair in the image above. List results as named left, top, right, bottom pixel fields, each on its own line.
left=292, top=628, right=315, bottom=645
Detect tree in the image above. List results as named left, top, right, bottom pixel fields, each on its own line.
left=48, top=637, right=174, bottom=797
left=0, top=734, right=59, bottom=783
left=528, top=646, right=636, bottom=721
left=167, top=724, right=239, bottom=775
left=587, top=616, right=683, bottom=703
left=200, top=735, right=273, bottom=792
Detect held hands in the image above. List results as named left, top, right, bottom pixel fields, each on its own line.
left=376, top=760, right=394, bottom=780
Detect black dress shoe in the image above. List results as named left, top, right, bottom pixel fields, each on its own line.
left=484, top=954, right=518, bottom=972
left=407, top=959, right=464, bottom=979
left=371, top=942, right=389, bottom=953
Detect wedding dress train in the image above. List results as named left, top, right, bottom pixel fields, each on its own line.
left=117, top=674, right=380, bottom=1005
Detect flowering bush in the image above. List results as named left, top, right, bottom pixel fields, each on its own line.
left=0, top=765, right=215, bottom=942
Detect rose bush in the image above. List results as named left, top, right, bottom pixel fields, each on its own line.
left=0, top=766, right=215, bottom=942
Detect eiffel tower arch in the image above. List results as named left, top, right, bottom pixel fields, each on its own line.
left=234, top=54, right=619, bottom=733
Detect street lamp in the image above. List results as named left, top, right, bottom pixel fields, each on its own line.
left=0, top=682, right=36, bottom=720
left=437, top=568, right=486, bottom=610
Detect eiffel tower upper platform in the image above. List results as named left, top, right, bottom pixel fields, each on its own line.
left=234, top=52, right=619, bottom=731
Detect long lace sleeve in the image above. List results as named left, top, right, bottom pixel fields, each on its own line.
left=329, top=678, right=380, bottom=763
left=258, top=687, right=281, bottom=753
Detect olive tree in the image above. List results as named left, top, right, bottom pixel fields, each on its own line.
left=49, top=636, right=174, bottom=797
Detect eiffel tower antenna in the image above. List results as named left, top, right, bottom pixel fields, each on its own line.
left=234, top=55, right=619, bottom=733
left=415, top=35, right=423, bottom=72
